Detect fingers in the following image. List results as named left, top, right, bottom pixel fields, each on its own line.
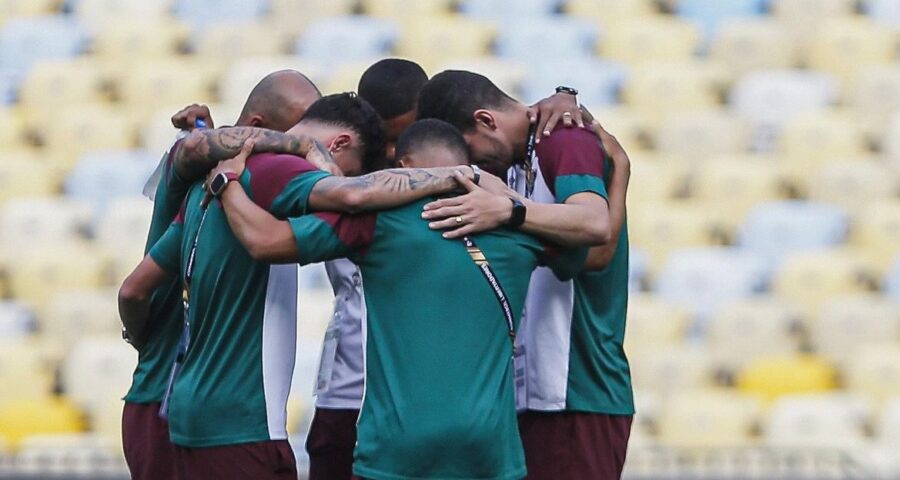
left=427, top=216, right=467, bottom=231
left=454, top=170, right=479, bottom=193
left=573, top=108, right=586, bottom=129
left=579, top=105, right=597, bottom=127
left=423, top=197, right=464, bottom=213
left=424, top=205, right=467, bottom=225
left=539, top=112, right=561, bottom=141
left=440, top=223, right=478, bottom=239
left=238, top=139, right=255, bottom=158
left=527, top=106, right=538, bottom=124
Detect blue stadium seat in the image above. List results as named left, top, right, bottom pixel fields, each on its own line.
left=0, top=69, right=17, bottom=105
left=459, top=0, right=561, bottom=18
left=629, top=248, right=649, bottom=292
left=64, top=150, right=159, bottom=214
left=0, top=16, right=87, bottom=76
left=656, top=247, right=770, bottom=321
left=295, top=16, right=399, bottom=63
left=864, top=0, right=900, bottom=26
left=495, top=17, right=598, bottom=62
left=675, top=0, right=767, bottom=39
left=737, top=201, right=849, bottom=266
left=519, top=58, right=626, bottom=106
left=887, top=257, right=900, bottom=302
left=173, top=0, right=268, bottom=29
left=0, top=301, right=35, bottom=340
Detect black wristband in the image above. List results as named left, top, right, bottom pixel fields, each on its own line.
left=555, top=85, right=578, bottom=96
left=470, top=165, right=481, bottom=186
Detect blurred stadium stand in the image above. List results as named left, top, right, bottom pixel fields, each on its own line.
left=0, top=0, right=897, bottom=478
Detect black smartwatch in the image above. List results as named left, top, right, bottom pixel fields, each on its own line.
left=507, top=198, right=526, bottom=228
left=555, top=85, right=578, bottom=96
left=209, top=171, right=239, bottom=197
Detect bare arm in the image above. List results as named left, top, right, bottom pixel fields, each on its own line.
left=219, top=181, right=299, bottom=263
left=517, top=192, right=611, bottom=247
left=118, top=255, right=172, bottom=350
left=173, top=127, right=335, bottom=180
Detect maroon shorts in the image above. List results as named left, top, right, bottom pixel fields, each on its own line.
left=122, top=401, right=177, bottom=480
left=518, top=411, right=633, bottom=480
left=173, top=439, right=296, bottom=480
left=306, top=408, right=359, bottom=480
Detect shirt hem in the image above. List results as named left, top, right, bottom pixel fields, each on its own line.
left=170, top=431, right=279, bottom=448
left=353, top=465, right=527, bottom=480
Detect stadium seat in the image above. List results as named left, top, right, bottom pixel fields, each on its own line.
left=812, top=294, right=900, bottom=367
left=809, top=162, right=898, bottom=215
left=70, top=0, right=173, bottom=26
left=600, top=16, right=702, bottom=64
left=772, top=249, right=876, bottom=315
left=0, top=399, right=85, bottom=446
left=708, top=297, right=802, bottom=372
left=117, top=59, right=217, bottom=110
left=730, top=70, right=839, bottom=151
left=657, top=389, right=763, bottom=447
left=884, top=112, right=900, bottom=156
left=710, top=19, right=799, bottom=77
left=778, top=111, right=869, bottom=179
left=565, top=0, right=657, bottom=24
left=64, top=150, right=158, bottom=214
left=90, top=18, right=190, bottom=60
left=623, top=62, right=725, bottom=120
left=737, top=355, right=838, bottom=401
left=95, top=196, right=152, bottom=282
left=395, top=16, right=497, bottom=71
left=322, top=59, right=386, bottom=94
left=845, top=344, right=900, bottom=402
left=0, top=197, right=92, bottom=248
left=851, top=200, right=900, bottom=268
left=864, top=0, right=900, bottom=26
left=61, top=337, right=136, bottom=416
left=269, top=0, right=358, bottom=34
left=626, top=155, right=689, bottom=206
left=173, top=0, right=267, bottom=30
left=0, top=339, right=54, bottom=401
left=807, top=18, right=898, bottom=81
left=361, top=0, right=453, bottom=17
left=15, top=433, right=125, bottom=475
left=880, top=397, right=900, bottom=446
left=653, top=108, right=751, bottom=159
left=495, top=17, right=598, bottom=62
left=459, top=0, right=560, bottom=18
left=628, top=201, right=721, bottom=267
left=519, top=59, right=626, bottom=107
left=193, top=21, right=288, bottom=59
left=0, top=68, right=17, bottom=105
left=624, top=294, right=692, bottom=351
left=578, top=106, right=651, bottom=154
left=296, top=17, right=400, bottom=64
left=629, top=345, right=715, bottom=394
left=218, top=56, right=328, bottom=107
left=884, top=257, right=900, bottom=302
left=764, top=393, right=871, bottom=448
left=0, top=16, right=88, bottom=75
left=771, top=0, right=858, bottom=46
left=655, top=247, right=770, bottom=320
left=39, top=105, right=137, bottom=164
left=737, top=200, right=849, bottom=266
left=439, top=58, right=527, bottom=101
left=42, top=289, right=120, bottom=343
left=0, top=107, right=26, bottom=149
left=0, top=0, right=58, bottom=20
left=690, top=155, right=786, bottom=220
left=674, top=0, right=767, bottom=40
left=0, top=301, right=34, bottom=339
left=5, top=244, right=108, bottom=307
left=850, top=65, right=900, bottom=141
left=0, top=158, right=57, bottom=205
left=18, top=59, right=106, bottom=117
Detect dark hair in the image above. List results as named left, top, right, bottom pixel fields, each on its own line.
left=394, top=119, right=469, bottom=163
left=301, top=92, right=387, bottom=173
left=416, top=70, right=514, bottom=132
left=358, top=59, right=429, bottom=121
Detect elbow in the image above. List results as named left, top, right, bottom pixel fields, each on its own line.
left=118, top=277, right=149, bottom=309
left=245, top=233, right=285, bottom=263
left=586, top=221, right=612, bottom=246
left=340, top=190, right=367, bottom=214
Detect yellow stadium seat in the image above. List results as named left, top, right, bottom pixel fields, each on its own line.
left=812, top=294, right=900, bottom=366
left=765, top=393, right=872, bottom=448
left=0, top=197, right=91, bottom=248
left=657, top=390, right=763, bottom=447
left=771, top=0, right=858, bottom=48
left=773, top=249, right=876, bottom=316
left=38, top=105, right=137, bottom=165
left=624, top=294, right=691, bottom=351
left=600, top=16, right=702, bottom=64
left=690, top=155, right=787, bottom=220
left=96, top=196, right=152, bottom=282
left=737, top=354, right=838, bottom=401
left=218, top=56, right=328, bottom=107
left=885, top=113, right=900, bottom=157
left=778, top=111, right=868, bottom=176
left=566, top=0, right=657, bottom=23
left=269, top=0, right=357, bottom=34
left=361, top=0, right=453, bottom=18
left=61, top=337, right=136, bottom=416
left=395, top=16, right=496, bottom=72
left=438, top=58, right=527, bottom=100
left=880, top=397, right=900, bottom=446
left=117, top=59, right=217, bottom=110
left=18, top=59, right=107, bottom=118
left=193, top=21, right=288, bottom=59
left=0, top=398, right=85, bottom=446
left=72, top=0, right=173, bottom=25
left=626, top=154, right=690, bottom=206
left=628, top=201, right=722, bottom=267
left=581, top=106, right=651, bottom=154
left=629, top=345, right=715, bottom=394
left=710, top=19, right=798, bottom=77
left=0, top=159, right=57, bottom=205
left=89, top=399, right=125, bottom=448
left=91, top=18, right=190, bottom=60
left=654, top=109, right=751, bottom=159
left=850, top=65, right=900, bottom=141
left=0, top=340, right=55, bottom=402
left=852, top=200, right=900, bottom=265
left=709, top=298, right=802, bottom=372
left=6, top=245, right=108, bottom=307
left=322, top=60, right=382, bottom=95
left=622, top=62, right=726, bottom=119
left=42, top=289, right=121, bottom=342
left=846, top=344, right=900, bottom=402
left=0, top=107, right=26, bottom=150
left=808, top=161, right=898, bottom=214
left=807, top=18, right=898, bottom=80
left=0, top=0, right=57, bottom=19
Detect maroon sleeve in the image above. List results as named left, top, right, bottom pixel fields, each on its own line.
left=534, top=127, right=607, bottom=196
left=245, top=153, right=328, bottom=215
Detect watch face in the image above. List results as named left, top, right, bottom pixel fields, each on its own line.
left=210, top=173, right=228, bottom=195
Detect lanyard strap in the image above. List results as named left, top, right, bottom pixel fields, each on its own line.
left=462, top=236, right=516, bottom=355
left=521, top=123, right=538, bottom=199
left=183, top=207, right=209, bottom=300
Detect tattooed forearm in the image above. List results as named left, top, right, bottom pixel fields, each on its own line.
left=173, top=127, right=316, bottom=180
left=309, top=166, right=474, bottom=214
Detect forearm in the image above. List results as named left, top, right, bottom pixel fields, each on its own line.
left=119, top=295, right=152, bottom=349
left=517, top=200, right=609, bottom=247
left=309, top=166, right=472, bottom=214
left=174, top=127, right=317, bottom=180
left=583, top=161, right=629, bottom=270
left=220, top=183, right=299, bottom=263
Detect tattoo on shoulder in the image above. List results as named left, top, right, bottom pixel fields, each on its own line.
left=318, top=167, right=461, bottom=193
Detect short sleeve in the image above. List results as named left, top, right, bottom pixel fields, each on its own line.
left=289, top=212, right=377, bottom=266
left=245, top=153, right=331, bottom=218
left=535, top=127, right=609, bottom=203
left=148, top=217, right=184, bottom=276
left=538, top=242, right=588, bottom=281
left=163, top=137, right=191, bottom=196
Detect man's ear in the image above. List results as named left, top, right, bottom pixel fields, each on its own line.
left=329, top=133, right=353, bottom=153
left=247, top=114, right=265, bottom=127
left=473, top=109, right=497, bottom=131
left=396, top=155, right=409, bottom=168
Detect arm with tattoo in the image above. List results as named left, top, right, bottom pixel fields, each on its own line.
left=173, top=127, right=331, bottom=180
left=309, top=166, right=477, bottom=214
